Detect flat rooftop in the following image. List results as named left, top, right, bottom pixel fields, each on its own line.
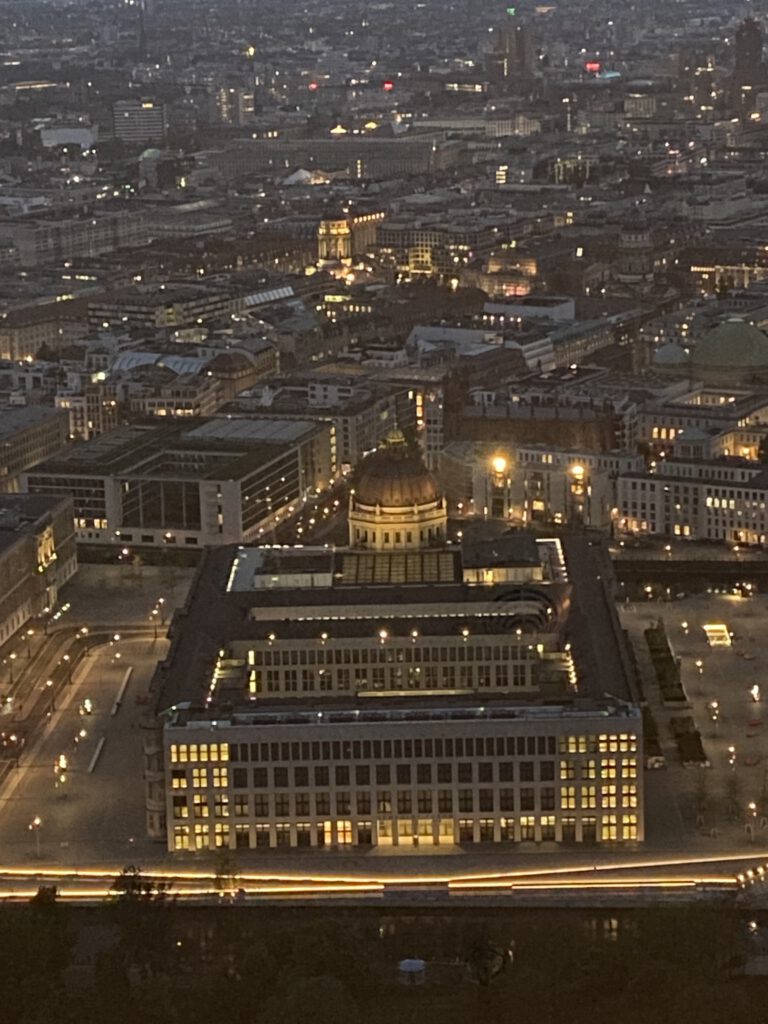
left=152, top=534, right=633, bottom=713
left=167, top=701, right=642, bottom=731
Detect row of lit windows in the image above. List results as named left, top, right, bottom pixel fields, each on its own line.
left=559, top=734, right=638, bottom=754
left=170, top=744, right=229, bottom=765
left=561, top=758, right=637, bottom=780
left=170, top=814, right=640, bottom=851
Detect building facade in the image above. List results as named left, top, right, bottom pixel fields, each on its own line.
left=0, top=493, right=77, bottom=649
left=158, top=704, right=642, bottom=852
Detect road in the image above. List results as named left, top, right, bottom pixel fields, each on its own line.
left=0, top=637, right=166, bottom=866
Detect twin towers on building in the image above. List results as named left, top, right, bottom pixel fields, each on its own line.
left=348, top=428, right=448, bottom=552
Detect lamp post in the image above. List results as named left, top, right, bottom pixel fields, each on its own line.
left=45, top=679, right=55, bottom=713
left=25, top=628, right=34, bottom=657
left=158, top=597, right=166, bottom=625
left=28, top=816, right=42, bottom=858
left=8, top=652, right=16, bottom=686
left=62, top=654, right=72, bottom=685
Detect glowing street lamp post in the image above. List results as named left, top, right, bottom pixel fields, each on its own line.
left=28, top=816, right=42, bottom=858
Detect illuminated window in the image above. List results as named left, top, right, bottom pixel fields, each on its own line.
left=540, top=816, right=556, bottom=841
left=193, top=823, right=209, bottom=850
left=172, top=796, right=188, bottom=819
left=212, top=767, right=228, bottom=787
left=561, top=786, right=576, bottom=809
left=621, top=784, right=638, bottom=808
left=173, top=825, right=190, bottom=851
left=520, top=816, right=536, bottom=840
left=581, top=785, right=596, bottom=809
left=191, top=767, right=208, bottom=788
left=560, top=735, right=587, bottom=754
left=214, top=794, right=229, bottom=817
left=622, top=814, right=638, bottom=840
left=170, top=744, right=188, bottom=764
left=192, top=793, right=209, bottom=818
left=601, top=785, right=617, bottom=809
left=583, top=760, right=597, bottom=780
left=601, top=759, right=617, bottom=779
left=171, top=770, right=187, bottom=789
left=214, top=823, right=230, bottom=848
left=560, top=760, right=575, bottom=780
left=619, top=733, right=637, bottom=753
left=622, top=758, right=638, bottom=779
left=601, top=815, right=618, bottom=841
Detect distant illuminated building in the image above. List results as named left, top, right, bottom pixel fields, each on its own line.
left=113, top=98, right=167, bottom=145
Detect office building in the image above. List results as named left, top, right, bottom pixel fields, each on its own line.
left=112, top=99, right=167, bottom=145
left=0, top=406, right=69, bottom=493
left=0, top=493, right=77, bottom=649
left=24, top=417, right=334, bottom=549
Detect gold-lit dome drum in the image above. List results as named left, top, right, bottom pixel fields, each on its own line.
left=349, top=429, right=447, bottom=551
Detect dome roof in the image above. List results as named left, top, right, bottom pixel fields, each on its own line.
left=355, top=430, right=440, bottom=508
left=653, top=341, right=689, bottom=366
left=691, top=317, right=768, bottom=369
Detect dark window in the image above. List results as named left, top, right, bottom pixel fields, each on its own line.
left=335, top=765, right=350, bottom=786
left=273, top=767, right=289, bottom=787
left=355, top=765, right=370, bottom=786
left=416, top=763, right=432, bottom=784
left=541, top=787, right=556, bottom=811
left=376, top=764, right=391, bottom=785
left=478, top=789, right=494, bottom=812
left=458, top=763, right=473, bottom=783
left=520, top=788, right=535, bottom=811
left=315, top=766, right=329, bottom=786
left=499, top=762, right=514, bottom=782
left=520, top=761, right=534, bottom=782
left=499, top=788, right=515, bottom=811
left=315, top=793, right=330, bottom=815
left=294, top=766, right=309, bottom=787
left=478, top=762, right=493, bottom=783
left=396, top=764, right=411, bottom=785
left=458, top=790, right=473, bottom=812
left=253, top=767, right=268, bottom=788
left=275, top=794, right=290, bottom=816
left=232, top=768, right=247, bottom=789
left=437, top=763, right=452, bottom=784
left=540, top=761, right=555, bottom=781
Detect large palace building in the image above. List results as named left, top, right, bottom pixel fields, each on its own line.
left=145, top=431, right=643, bottom=854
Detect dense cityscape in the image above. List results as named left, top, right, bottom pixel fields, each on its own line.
left=3, top=0, right=768, bottom=1018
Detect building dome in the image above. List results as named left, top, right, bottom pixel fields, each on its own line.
left=355, top=429, right=440, bottom=508
left=653, top=341, right=689, bottom=367
left=349, top=429, right=447, bottom=551
left=691, top=317, right=768, bottom=371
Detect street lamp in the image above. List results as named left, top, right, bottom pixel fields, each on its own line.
left=28, top=816, right=42, bottom=858
left=8, top=652, right=16, bottom=686
left=158, top=598, right=166, bottom=625
left=45, top=678, right=55, bottom=712
left=25, top=628, right=34, bottom=657
left=62, top=654, right=72, bottom=685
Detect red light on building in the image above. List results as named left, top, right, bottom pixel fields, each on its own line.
left=584, top=61, right=601, bottom=73
left=382, top=80, right=394, bottom=92
left=308, top=81, right=319, bottom=91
